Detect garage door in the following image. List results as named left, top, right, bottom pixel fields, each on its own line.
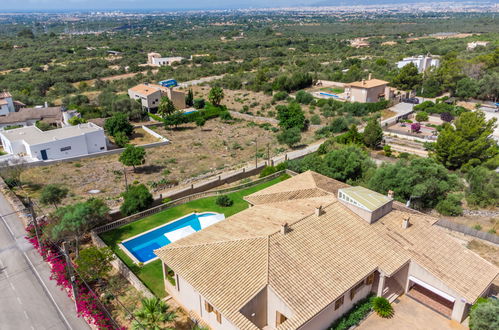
left=408, top=284, right=454, bottom=318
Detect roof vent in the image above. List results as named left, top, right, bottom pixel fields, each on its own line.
left=315, top=205, right=324, bottom=217
left=387, top=190, right=394, bottom=199
left=402, top=217, right=410, bottom=229
left=281, top=222, right=290, bottom=235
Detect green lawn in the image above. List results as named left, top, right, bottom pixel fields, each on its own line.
left=100, top=174, right=289, bottom=297
left=320, top=87, right=345, bottom=94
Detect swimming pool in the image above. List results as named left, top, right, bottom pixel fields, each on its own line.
left=183, top=110, right=198, bottom=115
left=120, top=212, right=224, bottom=263
left=319, top=92, right=340, bottom=98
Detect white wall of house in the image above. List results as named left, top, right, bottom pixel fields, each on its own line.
left=128, top=89, right=161, bottom=109
left=0, top=135, right=24, bottom=154
left=267, top=286, right=294, bottom=328
left=164, top=268, right=238, bottom=330
left=407, top=262, right=467, bottom=322
left=298, top=279, right=373, bottom=330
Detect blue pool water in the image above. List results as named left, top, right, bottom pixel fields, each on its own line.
left=122, top=213, right=218, bottom=263
left=319, top=92, right=340, bottom=98
left=183, top=110, right=198, bottom=115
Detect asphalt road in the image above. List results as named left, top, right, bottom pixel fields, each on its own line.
left=0, top=192, right=89, bottom=330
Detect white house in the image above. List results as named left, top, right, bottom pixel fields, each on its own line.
left=467, top=41, right=489, bottom=50
left=0, top=92, right=16, bottom=116
left=147, top=52, right=184, bottom=66
left=397, top=55, right=440, bottom=73
left=0, top=123, right=107, bottom=161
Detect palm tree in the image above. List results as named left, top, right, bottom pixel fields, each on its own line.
left=132, top=297, right=176, bottom=330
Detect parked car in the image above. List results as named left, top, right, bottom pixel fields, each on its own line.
left=402, top=97, right=420, bottom=104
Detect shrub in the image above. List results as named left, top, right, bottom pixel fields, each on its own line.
left=260, top=166, right=277, bottom=178
left=114, top=131, right=129, bottom=148
left=372, top=297, right=393, bottom=318
left=435, top=193, right=463, bottom=216
left=216, top=195, right=233, bottom=207
left=469, top=298, right=499, bottom=330
left=272, top=91, right=288, bottom=101
left=410, top=122, right=421, bottom=132
left=277, top=127, right=302, bottom=147
left=329, top=295, right=373, bottom=330
left=220, top=111, right=233, bottom=121
left=415, top=111, right=429, bottom=122
left=104, top=113, right=134, bottom=137
left=440, top=112, right=454, bottom=122
left=120, top=184, right=154, bottom=216
left=295, top=90, right=314, bottom=104
left=193, top=98, right=205, bottom=109
left=383, top=145, right=392, bottom=157
left=310, top=114, right=321, bottom=125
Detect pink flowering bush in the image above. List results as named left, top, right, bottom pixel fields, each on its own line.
left=25, top=227, right=115, bottom=329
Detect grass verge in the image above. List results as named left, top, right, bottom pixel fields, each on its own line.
left=100, top=174, right=290, bottom=297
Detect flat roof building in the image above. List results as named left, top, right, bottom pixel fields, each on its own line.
left=396, top=55, right=440, bottom=73
left=147, top=52, right=184, bottom=67
left=0, top=123, right=107, bottom=161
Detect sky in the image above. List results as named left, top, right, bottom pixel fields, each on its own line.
left=0, top=0, right=491, bottom=11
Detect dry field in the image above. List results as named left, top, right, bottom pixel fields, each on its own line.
left=21, top=118, right=285, bottom=212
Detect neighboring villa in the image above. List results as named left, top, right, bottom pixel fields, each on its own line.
left=344, top=77, right=394, bottom=103
left=128, top=83, right=186, bottom=112
left=155, top=171, right=498, bottom=330
left=147, top=52, right=184, bottom=67
left=467, top=41, right=489, bottom=50
left=0, top=123, right=107, bottom=160
left=0, top=106, right=63, bottom=131
left=396, top=55, right=440, bottom=73
left=0, top=92, right=25, bottom=116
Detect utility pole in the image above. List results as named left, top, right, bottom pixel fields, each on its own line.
left=255, top=138, right=258, bottom=168
left=62, top=241, right=78, bottom=313
left=27, top=197, right=43, bottom=256
left=267, top=143, right=270, bottom=165
left=123, top=165, right=129, bottom=192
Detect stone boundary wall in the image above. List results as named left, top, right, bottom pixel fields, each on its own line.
left=436, top=219, right=499, bottom=245
left=91, top=232, right=155, bottom=299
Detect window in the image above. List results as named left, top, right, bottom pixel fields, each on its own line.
left=276, top=311, right=287, bottom=325
left=334, top=296, right=344, bottom=310
left=350, top=282, right=365, bottom=300
left=215, top=310, right=222, bottom=324
left=60, top=146, right=71, bottom=152
left=204, top=301, right=213, bottom=313
left=365, top=273, right=374, bottom=285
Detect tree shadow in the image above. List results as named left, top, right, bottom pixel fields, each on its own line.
left=136, top=164, right=164, bottom=174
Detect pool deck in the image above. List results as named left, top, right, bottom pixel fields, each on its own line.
left=119, top=211, right=221, bottom=265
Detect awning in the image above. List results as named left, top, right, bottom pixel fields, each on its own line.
left=409, top=276, right=455, bottom=302
left=164, top=226, right=196, bottom=243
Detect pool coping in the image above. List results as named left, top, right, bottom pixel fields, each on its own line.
left=118, top=211, right=221, bottom=266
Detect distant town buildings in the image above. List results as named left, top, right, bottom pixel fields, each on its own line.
left=396, top=55, right=440, bottom=73
left=345, top=77, right=393, bottom=103
left=128, top=83, right=186, bottom=112
left=467, top=41, right=489, bottom=50
left=0, top=123, right=107, bottom=161
left=147, top=52, right=184, bottom=67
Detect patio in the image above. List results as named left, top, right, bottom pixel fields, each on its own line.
left=358, top=295, right=467, bottom=330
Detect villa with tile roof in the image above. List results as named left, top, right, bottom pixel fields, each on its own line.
left=155, top=171, right=498, bottom=330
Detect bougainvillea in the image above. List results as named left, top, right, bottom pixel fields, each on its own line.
left=25, top=227, right=114, bottom=329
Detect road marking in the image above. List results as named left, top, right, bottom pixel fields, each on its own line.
left=24, top=310, right=29, bottom=319
left=17, top=296, right=22, bottom=305
left=10, top=282, right=15, bottom=290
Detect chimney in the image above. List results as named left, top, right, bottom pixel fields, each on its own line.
left=368, top=73, right=372, bottom=80
left=44, top=101, right=48, bottom=108
left=362, top=79, right=366, bottom=86
left=281, top=222, right=289, bottom=235
left=315, top=205, right=324, bottom=217
left=387, top=190, right=394, bottom=199
left=402, top=217, right=410, bottom=229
